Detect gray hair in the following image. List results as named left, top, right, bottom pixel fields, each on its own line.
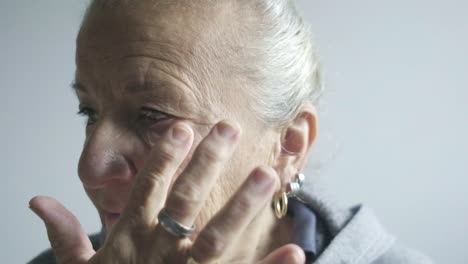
left=83, top=0, right=323, bottom=128
left=244, top=0, right=323, bottom=128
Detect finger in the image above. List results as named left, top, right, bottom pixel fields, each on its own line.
left=29, top=196, right=95, bottom=264
left=162, top=120, right=240, bottom=227
left=191, top=166, right=277, bottom=263
left=121, top=122, right=194, bottom=226
left=257, top=244, right=305, bottom=264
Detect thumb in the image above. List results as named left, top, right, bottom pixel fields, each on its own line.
left=29, top=196, right=95, bottom=264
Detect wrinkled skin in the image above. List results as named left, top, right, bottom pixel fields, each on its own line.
left=30, top=1, right=317, bottom=263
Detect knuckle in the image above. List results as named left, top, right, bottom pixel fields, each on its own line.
left=136, top=168, right=166, bottom=196
left=49, top=238, right=63, bottom=251
left=155, top=142, right=179, bottom=164
left=194, top=227, right=226, bottom=260
left=167, top=182, right=202, bottom=216
left=197, top=141, right=225, bottom=166
left=47, top=229, right=67, bottom=251
left=231, top=195, right=253, bottom=216
left=144, top=169, right=167, bottom=188
left=122, top=204, right=150, bottom=228
left=127, top=204, right=147, bottom=223
left=139, top=165, right=169, bottom=189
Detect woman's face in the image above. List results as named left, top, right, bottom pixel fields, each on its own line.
left=75, top=5, right=277, bottom=234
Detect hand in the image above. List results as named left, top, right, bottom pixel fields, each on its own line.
left=29, top=121, right=305, bottom=264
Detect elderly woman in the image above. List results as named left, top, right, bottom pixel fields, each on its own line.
left=29, top=0, right=431, bottom=263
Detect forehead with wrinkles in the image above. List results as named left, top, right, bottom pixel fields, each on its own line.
left=75, top=0, right=258, bottom=122
left=78, top=1, right=250, bottom=85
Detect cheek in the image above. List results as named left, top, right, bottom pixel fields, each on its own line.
left=207, top=132, right=274, bottom=209
left=194, top=143, right=263, bottom=225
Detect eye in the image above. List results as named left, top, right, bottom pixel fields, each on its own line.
left=77, top=106, right=98, bottom=126
left=138, top=107, right=170, bottom=124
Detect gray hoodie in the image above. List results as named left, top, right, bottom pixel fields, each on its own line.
left=295, top=188, right=433, bottom=264
left=29, top=189, right=432, bottom=264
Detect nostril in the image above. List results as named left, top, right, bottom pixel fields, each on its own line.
left=78, top=150, right=134, bottom=189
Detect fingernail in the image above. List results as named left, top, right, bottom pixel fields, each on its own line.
left=171, top=124, right=192, bottom=143
left=251, top=168, right=275, bottom=193
left=216, top=122, right=238, bottom=140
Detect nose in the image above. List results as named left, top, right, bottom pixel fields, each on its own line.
left=78, top=121, right=138, bottom=189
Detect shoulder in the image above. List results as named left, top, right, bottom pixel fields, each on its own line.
left=372, top=244, right=433, bottom=264
left=296, top=191, right=433, bottom=264
left=28, top=233, right=102, bottom=264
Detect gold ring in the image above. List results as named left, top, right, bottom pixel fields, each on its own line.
left=187, top=256, right=200, bottom=264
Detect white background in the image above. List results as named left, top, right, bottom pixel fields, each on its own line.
left=2, top=1, right=467, bottom=263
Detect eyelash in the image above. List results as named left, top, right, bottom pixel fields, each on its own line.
left=138, top=107, right=170, bottom=123
left=77, top=107, right=97, bottom=126
left=76, top=106, right=169, bottom=126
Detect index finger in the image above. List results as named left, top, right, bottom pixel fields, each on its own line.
left=120, top=122, right=194, bottom=228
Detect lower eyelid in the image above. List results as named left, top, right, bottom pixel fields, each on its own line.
left=139, top=119, right=175, bottom=146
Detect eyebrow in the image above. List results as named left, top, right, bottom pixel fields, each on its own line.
left=70, top=81, right=166, bottom=97
left=70, top=81, right=198, bottom=107
left=71, top=81, right=87, bottom=93
left=124, top=80, right=189, bottom=96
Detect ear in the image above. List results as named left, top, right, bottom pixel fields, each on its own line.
left=272, top=104, right=318, bottom=187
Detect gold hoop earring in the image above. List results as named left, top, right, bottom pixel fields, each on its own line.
left=272, top=191, right=288, bottom=219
